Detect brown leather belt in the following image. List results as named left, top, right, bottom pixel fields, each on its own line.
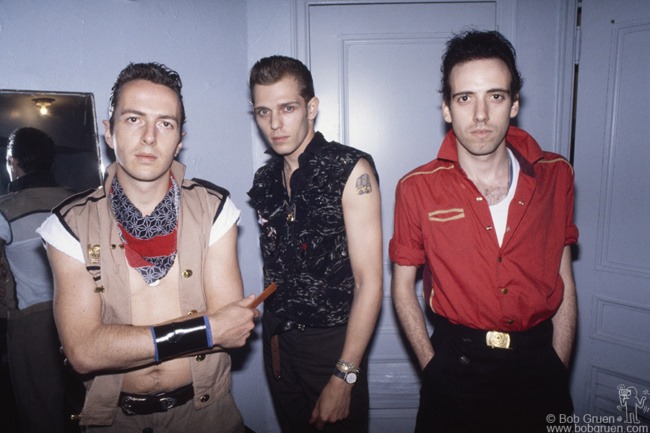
left=118, top=383, right=194, bottom=416
left=271, top=320, right=306, bottom=380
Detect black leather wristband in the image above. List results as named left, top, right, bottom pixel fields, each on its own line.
left=151, top=316, right=211, bottom=362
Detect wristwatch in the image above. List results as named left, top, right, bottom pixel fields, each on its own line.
left=333, top=367, right=358, bottom=384
left=333, top=359, right=360, bottom=384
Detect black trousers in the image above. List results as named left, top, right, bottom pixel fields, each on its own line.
left=415, top=315, right=574, bottom=433
left=8, top=304, right=84, bottom=433
left=262, top=311, right=369, bottom=433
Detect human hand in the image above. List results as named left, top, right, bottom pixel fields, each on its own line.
left=309, top=376, right=352, bottom=430
left=210, top=295, right=259, bottom=348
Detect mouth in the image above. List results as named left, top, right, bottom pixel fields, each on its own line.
left=135, top=153, right=157, bottom=162
left=271, top=135, right=289, bottom=144
left=471, top=128, right=492, bottom=137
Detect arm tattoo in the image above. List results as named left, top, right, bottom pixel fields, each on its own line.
left=355, top=173, right=373, bottom=195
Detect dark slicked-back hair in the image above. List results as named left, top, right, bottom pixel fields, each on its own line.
left=108, top=62, right=185, bottom=132
left=441, top=30, right=523, bottom=104
left=8, top=127, right=56, bottom=175
left=249, top=55, right=315, bottom=104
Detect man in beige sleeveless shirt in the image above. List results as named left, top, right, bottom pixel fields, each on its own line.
left=39, top=62, right=259, bottom=432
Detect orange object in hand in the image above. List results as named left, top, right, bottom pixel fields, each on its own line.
left=249, top=282, right=277, bottom=309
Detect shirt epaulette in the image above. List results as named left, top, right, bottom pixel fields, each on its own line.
left=187, top=178, right=230, bottom=199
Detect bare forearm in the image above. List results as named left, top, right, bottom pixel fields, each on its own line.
left=552, top=245, right=577, bottom=367
left=552, top=283, right=576, bottom=367
left=391, top=265, right=433, bottom=369
left=60, top=321, right=157, bottom=374
left=338, top=279, right=383, bottom=367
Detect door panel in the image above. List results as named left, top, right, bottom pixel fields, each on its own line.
left=572, top=1, right=650, bottom=424
left=299, top=1, right=574, bottom=430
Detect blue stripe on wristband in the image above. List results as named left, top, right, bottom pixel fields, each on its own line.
left=203, top=315, right=213, bottom=348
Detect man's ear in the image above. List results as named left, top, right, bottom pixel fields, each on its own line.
left=174, top=135, right=184, bottom=158
left=103, top=120, right=114, bottom=149
left=442, top=100, right=452, bottom=124
left=307, top=96, right=319, bottom=121
left=510, top=97, right=520, bottom=119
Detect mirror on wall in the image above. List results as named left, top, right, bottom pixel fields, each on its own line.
left=0, top=90, right=102, bottom=195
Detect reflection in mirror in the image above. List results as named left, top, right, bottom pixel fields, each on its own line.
left=0, top=90, right=102, bottom=195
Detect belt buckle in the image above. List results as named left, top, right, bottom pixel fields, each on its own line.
left=120, top=396, right=144, bottom=416
left=486, top=331, right=511, bottom=349
left=159, top=396, right=176, bottom=411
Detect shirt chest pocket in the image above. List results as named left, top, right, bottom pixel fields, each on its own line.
left=428, top=207, right=465, bottom=222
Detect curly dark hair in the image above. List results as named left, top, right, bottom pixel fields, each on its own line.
left=249, top=55, right=315, bottom=104
left=441, top=30, right=523, bottom=104
left=108, top=62, right=185, bottom=132
left=8, top=127, right=56, bottom=174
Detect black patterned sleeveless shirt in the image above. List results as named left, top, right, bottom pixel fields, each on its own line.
left=248, top=132, right=377, bottom=327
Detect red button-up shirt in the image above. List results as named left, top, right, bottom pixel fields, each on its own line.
left=389, top=126, right=578, bottom=331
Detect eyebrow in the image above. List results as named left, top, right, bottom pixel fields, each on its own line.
left=253, top=101, right=301, bottom=110
left=451, top=88, right=510, bottom=98
left=120, top=109, right=179, bottom=122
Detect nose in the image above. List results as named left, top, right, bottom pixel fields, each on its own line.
left=474, top=98, right=489, bottom=123
left=142, top=121, right=156, bottom=146
left=270, top=112, right=282, bottom=130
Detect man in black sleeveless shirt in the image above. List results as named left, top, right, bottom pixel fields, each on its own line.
left=248, top=55, right=382, bottom=433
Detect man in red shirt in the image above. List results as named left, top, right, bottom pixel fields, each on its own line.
left=390, top=30, right=577, bottom=433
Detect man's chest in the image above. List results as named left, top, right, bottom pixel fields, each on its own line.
left=128, top=261, right=182, bottom=325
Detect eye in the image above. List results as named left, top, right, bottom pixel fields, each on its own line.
left=456, top=94, right=470, bottom=104
left=127, top=116, right=138, bottom=123
left=255, top=108, right=270, bottom=117
left=284, top=105, right=295, bottom=113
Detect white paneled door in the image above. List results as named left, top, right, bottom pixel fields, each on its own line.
left=571, top=0, right=650, bottom=426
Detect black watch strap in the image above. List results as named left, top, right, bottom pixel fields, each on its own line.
left=333, top=368, right=358, bottom=384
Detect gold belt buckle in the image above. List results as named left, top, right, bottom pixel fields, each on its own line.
left=486, top=331, right=511, bottom=349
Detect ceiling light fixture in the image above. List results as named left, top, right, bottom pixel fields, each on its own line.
left=32, top=97, right=55, bottom=115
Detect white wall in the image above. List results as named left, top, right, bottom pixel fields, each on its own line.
left=0, top=0, right=277, bottom=431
